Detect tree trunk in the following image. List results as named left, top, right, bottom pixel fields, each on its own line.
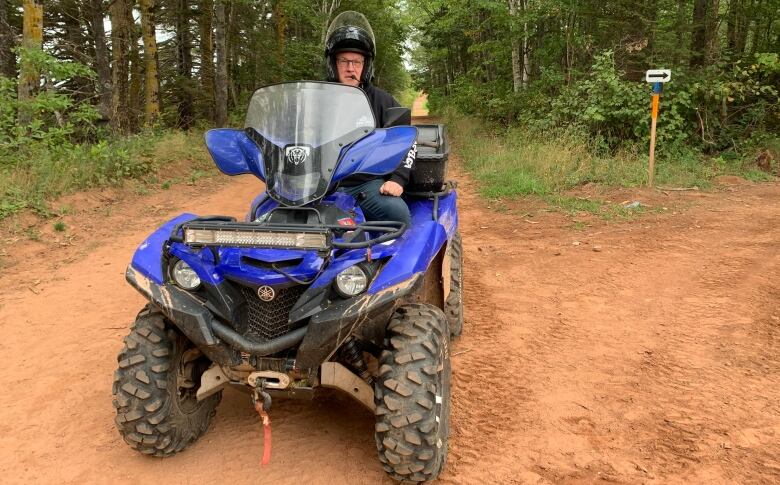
left=177, top=0, right=194, bottom=129
left=17, top=0, right=43, bottom=126
left=274, top=0, right=286, bottom=81
left=128, top=0, right=142, bottom=132
left=705, top=0, right=720, bottom=63
left=0, top=0, right=17, bottom=78
left=140, top=0, right=161, bottom=125
left=198, top=0, right=215, bottom=123
left=227, top=0, right=239, bottom=107
left=508, top=0, right=522, bottom=92
left=523, top=0, right=531, bottom=87
left=690, top=0, right=707, bottom=66
left=691, top=0, right=719, bottom=66
left=214, top=0, right=228, bottom=126
left=91, top=0, right=112, bottom=120
left=109, top=0, right=131, bottom=133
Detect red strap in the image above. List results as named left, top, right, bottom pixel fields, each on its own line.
left=254, top=401, right=272, bottom=466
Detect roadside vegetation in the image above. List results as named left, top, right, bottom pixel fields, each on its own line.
left=408, top=0, right=779, bottom=214
left=1, top=0, right=777, bottom=225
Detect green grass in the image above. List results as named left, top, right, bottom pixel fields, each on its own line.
left=444, top=110, right=777, bottom=215
left=0, top=129, right=214, bottom=220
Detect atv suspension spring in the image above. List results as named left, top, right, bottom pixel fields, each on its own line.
left=342, top=338, right=373, bottom=384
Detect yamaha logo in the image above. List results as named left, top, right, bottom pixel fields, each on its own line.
left=257, top=285, right=275, bottom=302
left=285, top=146, right=310, bottom=165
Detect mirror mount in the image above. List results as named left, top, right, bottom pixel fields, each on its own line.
left=382, top=107, right=412, bottom=128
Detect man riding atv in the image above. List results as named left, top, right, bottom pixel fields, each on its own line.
left=326, top=11, right=416, bottom=228
left=112, top=10, right=461, bottom=484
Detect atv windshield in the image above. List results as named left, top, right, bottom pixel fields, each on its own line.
left=244, top=81, right=375, bottom=206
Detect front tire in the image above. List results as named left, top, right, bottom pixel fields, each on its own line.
left=112, top=305, right=221, bottom=456
left=374, top=304, right=451, bottom=482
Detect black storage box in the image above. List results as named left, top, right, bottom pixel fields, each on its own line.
left=407, top=124, right=449, bottom=192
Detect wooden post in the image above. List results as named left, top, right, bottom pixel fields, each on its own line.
left=648, top=83, right=662, bottom=187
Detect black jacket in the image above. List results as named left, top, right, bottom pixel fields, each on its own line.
left=339, top=83, right=415, bottom=187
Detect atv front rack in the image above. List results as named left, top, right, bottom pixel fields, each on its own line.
left=169, top=216, right=406, bottom=251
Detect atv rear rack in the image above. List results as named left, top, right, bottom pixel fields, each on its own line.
left=169, top=216, right=406, bottom=251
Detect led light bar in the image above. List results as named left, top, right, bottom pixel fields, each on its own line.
left=181, top=222, right=330, bottom=250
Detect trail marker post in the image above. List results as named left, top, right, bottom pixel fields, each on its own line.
left=645, top=69, right=671, bottom=187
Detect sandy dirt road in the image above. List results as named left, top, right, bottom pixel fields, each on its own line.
left=0, top=137, right=778, bottom=484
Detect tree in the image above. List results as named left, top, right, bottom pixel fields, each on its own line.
left=176, top=0, right=195, bottom=128
left=197, top=0, right=215, bottom=122
left=17, top=0, right=43, bottom=125
left=318, top=0, right=340, bottom=44
left=90, top=0, right=112, bottom=120
left=109, top=0, right=131, bottom=133
left=140, top=0, right=161, bottom=125
left=0, top=0, right=16, bottom=78
left=214, top=0, right=227, bottom=126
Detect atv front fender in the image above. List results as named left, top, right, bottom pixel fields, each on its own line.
left=369, top=219, right=448, bottom=292
left=125, top=265, right=239, bottom=365
left=295, top=273, right=422, bottom=369
left=130, top=213, right=197, bottom=284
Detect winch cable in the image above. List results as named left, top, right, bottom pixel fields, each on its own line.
left=252, top=385, right=273, bottom=466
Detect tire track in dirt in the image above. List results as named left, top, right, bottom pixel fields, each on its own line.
left=438, top=163, right=536, bottom=484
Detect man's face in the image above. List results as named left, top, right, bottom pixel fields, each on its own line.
left=335, top=52, right=365, bottom=87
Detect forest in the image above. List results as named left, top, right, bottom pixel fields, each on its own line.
left=0, top=0, right=778, bottom=219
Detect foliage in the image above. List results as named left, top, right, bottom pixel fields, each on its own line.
left=0, top=127, right=212, bottom=219
left=409, top=0, right=779, bottom=177
left=1, top=48, right=100, bottom=150
left=444, top=108, right=775, bottom=213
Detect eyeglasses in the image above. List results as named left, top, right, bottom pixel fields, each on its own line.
left=336, top=58, right=364, bottom=68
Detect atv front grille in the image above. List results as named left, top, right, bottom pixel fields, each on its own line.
left=239, top=285, right=306, bottom=342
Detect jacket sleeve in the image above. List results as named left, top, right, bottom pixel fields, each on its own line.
left=375, top=89, right=414, bottom=187
left=389, top=141, right=417, bottom=187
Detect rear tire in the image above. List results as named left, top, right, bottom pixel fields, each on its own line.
left=112, top=305, right=221, bottom=456
left=445, top=230, right=464, bottom=337
left=374, top=304, right=451, bottom=482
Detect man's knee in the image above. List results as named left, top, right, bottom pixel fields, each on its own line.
left=378, top=196, right=411, bottom=226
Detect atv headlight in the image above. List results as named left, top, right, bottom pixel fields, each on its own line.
left=334, top=265, right=368, bottom=297
left=171, top=259, right=201, bottom=290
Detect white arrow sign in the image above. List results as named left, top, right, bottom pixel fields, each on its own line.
left=645, top=69, right=671, bottom=83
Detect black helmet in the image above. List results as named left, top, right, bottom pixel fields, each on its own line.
left=324, top=11, right=376, bottom=84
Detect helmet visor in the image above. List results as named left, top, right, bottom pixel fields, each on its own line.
left=326, top=11, right=375, bottom=52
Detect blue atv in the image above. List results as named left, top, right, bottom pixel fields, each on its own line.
left=113, top=81, right=463, bottom=483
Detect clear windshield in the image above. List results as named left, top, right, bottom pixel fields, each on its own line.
left=244, top=82, right=375, bottom=206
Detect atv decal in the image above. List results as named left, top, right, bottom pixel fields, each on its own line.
left=285, top=146, right=310, bottom=165
left=403, top=141, right=417, bottom=169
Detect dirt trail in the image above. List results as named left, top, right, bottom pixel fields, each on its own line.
left=1, top=132, right=779, bottom=484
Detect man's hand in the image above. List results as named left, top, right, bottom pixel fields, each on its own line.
left=380, top=180, right=403, bottom=197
